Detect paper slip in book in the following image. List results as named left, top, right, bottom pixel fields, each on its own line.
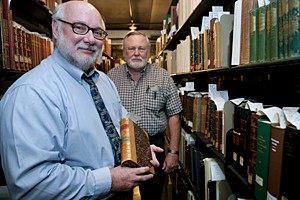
left=120, top=118, right=154, bottom=174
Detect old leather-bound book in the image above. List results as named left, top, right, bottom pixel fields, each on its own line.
left=120, top=117, right=154, bottom=174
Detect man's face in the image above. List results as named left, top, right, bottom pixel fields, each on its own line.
left=53, top=8, right=105, bottom=71
left=124, top=35, right=150, bottom=70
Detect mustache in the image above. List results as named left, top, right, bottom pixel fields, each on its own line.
left=131, top=56, right=143, bottom=59
left=77, top=44, right=98, bottom=52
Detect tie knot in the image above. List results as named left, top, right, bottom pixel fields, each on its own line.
left=82, top=74, right=94, bottom=86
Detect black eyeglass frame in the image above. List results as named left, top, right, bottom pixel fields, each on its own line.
left=57, top=19, right=108, bottom=40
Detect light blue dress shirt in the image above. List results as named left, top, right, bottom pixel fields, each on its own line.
left=0, top=49, right=127, bottom=199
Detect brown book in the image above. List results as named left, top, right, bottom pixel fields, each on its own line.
left=209, top=18, right=217, bottom=69
left=267, top=124, right=285, bottom=199
left=247, top=113, right=263, bottom=189
left=203, top=28, right=210, bottom=70
left=120, top=118, right=154, bottom=174
left=240, top=0, right=254, bottom=65
left=280, top=125, right=300, bottom=199
left=191, top=92, right=202, bottom=132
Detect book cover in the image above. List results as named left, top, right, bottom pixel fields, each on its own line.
left=194, top=148, right=205, bottom=199
left=231, top=104, right=251, bottom=179
left=220, top=14, right=234, bottom=68
left=240, top=0, right=254, bottom=65
left=257, top=5, right=267, bottom=63
left=191, top=92, right=202, bottom=132
left=270, top=0, right=279, bottom=61
left=277, top=0, right=285, bottom=59
left=231, top=0, right=242, bottom=66
left=282, top=0, right=289, bottom=58
left=254, top=119, right=272, bottom=200
left=203, top=28, right=210, bottom=70
left=250, top=7, right=259, bottom=63
left=247, top=113, right=263, bottom=190
left=288, top=0, right=300, bottom=58
left=280, top=125, right=300, bottom=199
left=266, top=124, right=285, bottom=199
left=200, top=93, right=209, bottom=134
left=120, top=118, right=154, bottom=173
left=209, top=18, right=217, bottom=69
left=265, top=3, right=271, bottom=62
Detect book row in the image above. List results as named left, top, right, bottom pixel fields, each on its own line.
left=0, top=7, right=53, bottom=71
left=180, top=88, right=300, bottom=199
left=156, top=0, right=300, bottom=74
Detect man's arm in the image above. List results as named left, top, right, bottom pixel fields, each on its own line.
left=162, top=114, right=181, bottom=173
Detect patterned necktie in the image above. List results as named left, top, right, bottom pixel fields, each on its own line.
left=82, top=74, right=121, bottom=166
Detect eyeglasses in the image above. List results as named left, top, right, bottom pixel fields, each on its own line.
left=57, top=19, right=108, bottom=40
left=126, top=47, right=147, bottom=53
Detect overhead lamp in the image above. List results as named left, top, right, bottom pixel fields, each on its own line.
left=129, top=24, right=137, bottom=31
left=129, top=20, right=137, bottom=31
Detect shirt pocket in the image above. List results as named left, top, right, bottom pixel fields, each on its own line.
left=144, top=89, right=165, bottom=114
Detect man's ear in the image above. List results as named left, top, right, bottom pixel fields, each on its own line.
left=52, top=20, right=59, bottom=39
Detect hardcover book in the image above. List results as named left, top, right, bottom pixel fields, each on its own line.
left=250, top=7, right=259, bottom=63
left=120, top=118, right=154, bottom=174
left=258, top=5, right=267, bottom=63
left=280, top=125, right=300, bottom=199
left=255, top=119, right=272, bottom=200
left=266, top=124, right=285, bottom=199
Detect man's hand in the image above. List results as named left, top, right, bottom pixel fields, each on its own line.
left=149, top=144, right=164, bottom=167
left=162, top=152, right=179, bottom=173
left=110, top=166, right=153, bottom=192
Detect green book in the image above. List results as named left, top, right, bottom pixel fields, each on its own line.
left=266, top=4, right=271, bottom=61
left=254, top=119, right=271, bottom=200
left=282, top=0, right=289, bottom=58
left=288, top=0, right=300, bottom=58
left=270, top=0, right=279, bottom=61
left=278, top=0, right=284, bottom=59
left=250, top=8, right=259, bottom=64
left=258, top=6, right=267, bottom=63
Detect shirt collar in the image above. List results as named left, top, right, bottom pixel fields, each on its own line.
left=125, top=63, right=149, bottom=78
left=52, top=49, right=99, bottom=83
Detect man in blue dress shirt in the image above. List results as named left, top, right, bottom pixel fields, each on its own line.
left=0, top=1, right=162, bottom=199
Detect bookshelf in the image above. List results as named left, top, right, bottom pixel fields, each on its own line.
left=159, top=0, right=234, bottom=54
left=10, top=0, right=52, bottom=37
left=0, top=0, right=53, bottom=185
left=161, top=0, right=300, bottom=199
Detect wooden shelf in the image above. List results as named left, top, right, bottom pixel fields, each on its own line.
left=160, top=0, right=235, bottom=53
left=10, top=0, right=52, bottom=37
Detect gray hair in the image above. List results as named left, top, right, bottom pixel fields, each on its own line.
left=122, top=31, right=151, bottom=53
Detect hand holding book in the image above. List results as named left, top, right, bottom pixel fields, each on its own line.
left=120, top=118, right=163, bottom=174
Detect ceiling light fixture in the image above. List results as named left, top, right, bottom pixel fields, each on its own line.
left=128, top=0, right=137, bottom=31
left=129, top=20, right=137, bottom=31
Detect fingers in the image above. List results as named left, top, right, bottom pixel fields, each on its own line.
left=150, top=144, right=164, bottom=153
left=150, top=145, right=164, bottom=167
left=110, top=166, right=154, bottom=192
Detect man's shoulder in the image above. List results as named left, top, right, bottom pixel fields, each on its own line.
left=148, top=64, right=170, bottom=76
left=108, top=64, right=126, bottom=74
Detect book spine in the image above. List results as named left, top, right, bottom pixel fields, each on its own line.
left=120, top=118, right=136, bottom=164
left=278, top=0, right=284, bottom=59
left=267, top=125, right=285, bottom=199
left=270, top=0, right=279, bottom=61
left=288, top=0, right=300, bottom=58
left=250, top=8, right=259, bottom=63
left=247, top=113, right=262, bottom=189
left=282, top=0, right=289, bottom=58
left=281, top=126, right=300, bottom=199
left=255, top=119, right=271, bottom=200
left=265, top=3, right=271, bottom=61
left=258, top=6, right=267, bottom=63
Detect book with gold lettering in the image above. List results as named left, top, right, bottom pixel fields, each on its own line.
left=120, top=117, right=154, bottom=174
